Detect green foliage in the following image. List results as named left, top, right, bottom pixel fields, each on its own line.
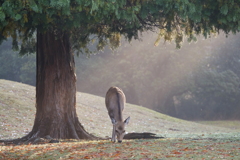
left=1, top=0, right=240, bottom=53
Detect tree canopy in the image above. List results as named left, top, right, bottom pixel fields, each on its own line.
left=1, top=0, right=240, bottom=51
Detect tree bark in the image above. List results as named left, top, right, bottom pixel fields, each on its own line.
left=0, top=30, right=97, bottom=144
left=25, top=30, right=96, bottom=140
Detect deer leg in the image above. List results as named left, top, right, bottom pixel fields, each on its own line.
left=111, top=125, right=116, bottom=142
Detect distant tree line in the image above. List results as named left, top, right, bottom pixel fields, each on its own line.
left=76, top=33, right=240, bottom=120
left=0, top=40, right=36, bottom=86
left=1, top=34, right=240, bottom=120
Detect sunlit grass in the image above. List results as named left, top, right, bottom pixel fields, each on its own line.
left=0, top=79, right=239, bottom=141
left=196, top=121, right=240, bottom=130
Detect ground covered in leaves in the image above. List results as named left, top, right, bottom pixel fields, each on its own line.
left=1, top=135, right=240, bottom=159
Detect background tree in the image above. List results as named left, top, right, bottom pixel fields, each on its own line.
left=1, top=0, right=240, bottom=143
left=76, top=33, right=240, bottom=120
left=0, top=40, right=36, bottom=85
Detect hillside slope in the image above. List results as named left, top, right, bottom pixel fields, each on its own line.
left=0, top=79, right=238, bottom=140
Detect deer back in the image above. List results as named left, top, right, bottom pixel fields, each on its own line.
left=105, top=86, right=126, bottom=122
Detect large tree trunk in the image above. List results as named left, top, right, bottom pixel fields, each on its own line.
left=0, top=30, right=97, bottom=144
left=28, top=30, right=96, bottom=140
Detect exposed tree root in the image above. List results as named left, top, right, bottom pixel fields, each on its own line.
left=0, top=132, right=163, bottom=146
left=0, top=125, right=99, bottom=145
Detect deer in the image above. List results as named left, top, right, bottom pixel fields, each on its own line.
left=105, top=86, right=130, bottom=143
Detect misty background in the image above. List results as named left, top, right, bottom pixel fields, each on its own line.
left=1, top=32, right=240, bottom=121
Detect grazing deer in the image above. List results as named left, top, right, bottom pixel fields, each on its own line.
left=105, top=87, right=130, bottom=143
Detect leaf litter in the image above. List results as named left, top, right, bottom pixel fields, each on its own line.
left=1, top=137, right=240, bottom=159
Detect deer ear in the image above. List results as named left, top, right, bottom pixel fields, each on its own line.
left=111, top=118, right=117, bottom=125
left=124, top=116, right=130, bottom=125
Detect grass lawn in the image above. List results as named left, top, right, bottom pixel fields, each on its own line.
left=1, top=79, right=240, bottom=159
